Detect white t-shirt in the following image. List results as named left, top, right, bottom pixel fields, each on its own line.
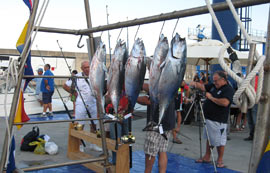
left=65, top=72, right=96, bottom=105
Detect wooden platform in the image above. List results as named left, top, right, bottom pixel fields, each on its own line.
left=67, top=123, right=129, bottom=173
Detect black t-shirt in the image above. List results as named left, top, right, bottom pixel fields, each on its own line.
left=203, top=83, right=234, bottom=123
left=148, top=100, right=176, bottom=131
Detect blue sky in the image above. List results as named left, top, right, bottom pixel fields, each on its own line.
left=0, top=1, right=269, bottom=56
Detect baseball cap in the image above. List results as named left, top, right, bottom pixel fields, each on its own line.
left=37, top=68, right=43, bottom=72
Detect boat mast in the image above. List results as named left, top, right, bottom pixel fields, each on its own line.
left=84, top=0, right=95, bottom=61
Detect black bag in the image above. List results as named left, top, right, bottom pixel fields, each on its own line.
left=20, top=126, right=39, bottom=151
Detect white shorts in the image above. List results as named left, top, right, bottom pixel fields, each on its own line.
left=203, top=119, right=227, bottom=147
left=75, top=102, right=97, bottom=125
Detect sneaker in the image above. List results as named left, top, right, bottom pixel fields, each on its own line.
left=48, top=112, right=54, bottom=117
left=79, top=145, right=84, bottom=152
left=90, top=144, right=102, bottom=152
left=40, top=113, right=47, bottom=117
left=172, top=138, right=183, bottom=144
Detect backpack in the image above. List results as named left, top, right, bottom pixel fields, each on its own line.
left=20, top=126, right=40, bottom=151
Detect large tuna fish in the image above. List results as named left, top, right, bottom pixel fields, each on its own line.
left=149, top=34, right=169, bottom=105
left=89, top=41, right=107, bottom=118
left=158, top=33, right=187, bottom=125
left=107, top=40, right=128, bottom=114
left=125, top=38, right=146, bottom=111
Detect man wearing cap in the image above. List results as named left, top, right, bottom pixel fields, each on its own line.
left=190, top=71, right=234, bottom=168
left=32, top=68, right=43, bottom=106
left=40, top=64, right=54, bottom=117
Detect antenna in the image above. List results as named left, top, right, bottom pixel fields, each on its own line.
left=106, top=5, right=112, bottom=63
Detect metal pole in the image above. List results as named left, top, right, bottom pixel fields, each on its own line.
left=13, top=118, right=102, bottom=125
left=21, top=156, right=106, bottom=171
left=0, top=1, right=40, bottom=172
left=23, top=75, right=87, bottom=79
left=35, top=0, right=269, bottom=35
left=249, top=9, right=270, bottom=173
left=84, top=0, right=95, bottom=58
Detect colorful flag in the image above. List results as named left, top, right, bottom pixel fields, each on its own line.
left=23, top=0, right=33, bottom=12
left=14, top=89, right=30, bottom=130
left=257, top=140, right=270, bottom=173
left=6, top=136, right=16, bottom=173
left=16, top=21, right=34, bottom=90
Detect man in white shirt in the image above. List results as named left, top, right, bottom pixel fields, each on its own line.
left=63, top=61, right=102, bottom=152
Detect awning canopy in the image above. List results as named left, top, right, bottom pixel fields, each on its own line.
left=187, top=39, right=249, bottom=66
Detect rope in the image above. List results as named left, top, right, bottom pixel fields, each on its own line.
left=172, top=18, right=179, bottom=38
left=116, top=28, right=123, bottom=42
left=159, top=21, right=166, bottom=37
left=225, top=0, right=264, bottom=107
left=205, top=0, right=265, bottom=109
left=3, top=58, right=19, bottom=167
left=225, top=0, right=260, bottom=59
left=134, top=25, right=140, bottom=41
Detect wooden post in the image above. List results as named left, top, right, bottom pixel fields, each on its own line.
left=67, top=123, right=129, bottom=173
left=248, top=9, right=270, bottom=173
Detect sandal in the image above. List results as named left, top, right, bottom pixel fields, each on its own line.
left=216, top=162, right=226, bottom=168
left=195, top=158, right=211, bottom=164
left=172, top=138, right=183, bottom=144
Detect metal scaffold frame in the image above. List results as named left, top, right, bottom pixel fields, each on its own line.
left=0, top=0, right=269, bottom=172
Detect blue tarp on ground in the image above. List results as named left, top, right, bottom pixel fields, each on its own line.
left=27, top=151, right=239, bottom=173
left=28, top=112, right=71, bottom=121
left=27, top=113, right=239, bottom=173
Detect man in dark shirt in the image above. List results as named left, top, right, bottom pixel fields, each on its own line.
left=190, top=71, right=234, bottom=168
left=137, top=83, right=175, bottom=173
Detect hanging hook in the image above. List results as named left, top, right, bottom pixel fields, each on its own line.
left=134, top=25, right=140, bottom=41
left=117, top=28, right=123, bottom=42
left=159, top=21, right=166, bottom=37
left=172, top=18, right=180, bottom=38
left=77, top=35, right=84, bottom=48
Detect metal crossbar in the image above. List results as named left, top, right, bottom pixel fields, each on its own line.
left=35, top=0, right=268, bottom=35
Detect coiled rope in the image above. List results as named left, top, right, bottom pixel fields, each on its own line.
left=205, top=0, right=265, bottom=109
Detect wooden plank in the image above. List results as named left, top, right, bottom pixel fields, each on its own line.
left=68, top=152, right=115, bottom=173
left=67, top=123, right=129, bottom=173
left=116, top=144, right=129, bottom=173
left=70, top=128, right=126, bottom=152
left=67, top=123, right=80, bottom=153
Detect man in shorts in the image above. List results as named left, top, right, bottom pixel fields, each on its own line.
left=63, top=61, right=102, bottom=152
left=32, top=68, right=43, bottom=106
left=40, top=64, right=54, bottom=117
left=137, top=83, right=175, bottom=173
left=191, top=71, right=234, bottom=168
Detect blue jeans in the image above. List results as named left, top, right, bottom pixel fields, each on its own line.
left=247, top=104, right=258, bottom=137
left=109, top=119, right=128, bottom=164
